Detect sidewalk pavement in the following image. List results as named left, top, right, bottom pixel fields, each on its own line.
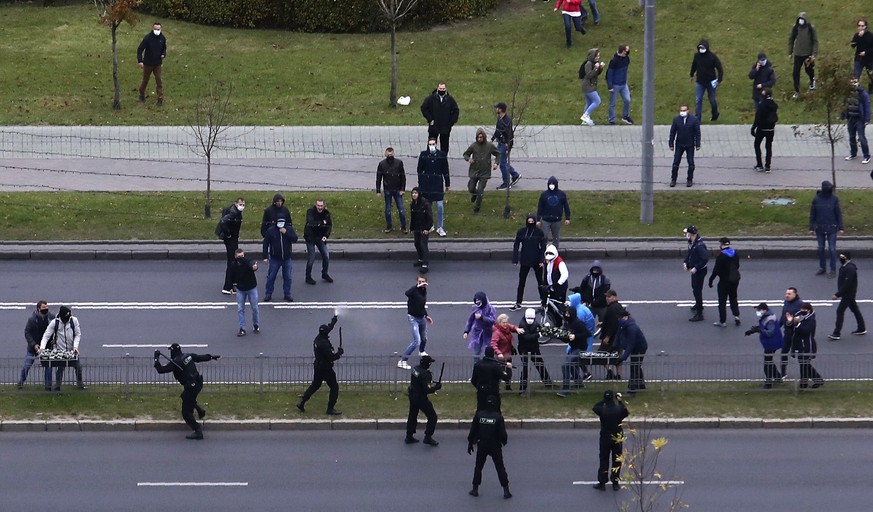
left=2, top=125, right=872, bottom=192
left=3, top=416, right=872, bottom=432
left=3, top=237, right=873, bottom=261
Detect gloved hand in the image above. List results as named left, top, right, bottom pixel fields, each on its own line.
left=467, top=443, right=475, bottom=455
left=154, top=350, right=161, bottom=363
left=332, top=314, right=338, bottom=323
left=337, top=347, right=345, bottom=356
left=432, top=382, right=442, bottom=392
left=211, top=354, right=221, bottom=360
left=744, top=327, right=759, bottom=336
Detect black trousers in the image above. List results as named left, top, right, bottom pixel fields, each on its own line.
left=406, top=394, right=437, bottom=437
left=780, top=327, right=794, bottom=377
left=181, top=380, right=203, bottom=431
left=792, top=55, right=815, bottom=93
left=413, top=231, right=430, bottom=265
left=670, top=145, right=695, bottom=181
left=597, top=433, right=623, bottom=484
left=716, top=280, right=740, bottom=323
left=834, top=296, right=866, bottom=335
left=476, top=390, right=502, bottom=412
left=754, top=130, right=774, bottom=169
left=300, top=365, right=339, bottom=409
left=55, top=359, right=84, bottom=388
left=472, top=444, right=509, bottom=487
left=798, top=355, right=822, bottom=387
left=691, top=268, right=707, bottom=312
left=516, top=264, right=545, bottom=305
left=519, top=351, right=552, bottom=389
left=222, top=237, right=238, bottom=291
left=627, top=354, right=646, bottom=391
left=763, top=349, right=781, bottom=383
left=428, top=126, right=451, bottom=155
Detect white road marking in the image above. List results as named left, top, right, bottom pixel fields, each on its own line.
left=0, top=299, right=861, bottom=311
left=137, top=482, right=248, bottom=487
left=572, top=480, right=685, bottom=486
left=102, top=344, right=208, bottom=348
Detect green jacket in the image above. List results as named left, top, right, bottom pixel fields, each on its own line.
left=463, top=128, right=500, bottom=179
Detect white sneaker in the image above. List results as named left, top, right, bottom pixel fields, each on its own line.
left=863, top=157, right=871, bottom=164
left=580, top=114, right=592, bottom=126
left=419, top=351, right=429, bottom=357
left=437, top=227, right=447, bottom=237
left=397, top=360, right=411, bottom=370
left=845, top=155, right=856, bottom=161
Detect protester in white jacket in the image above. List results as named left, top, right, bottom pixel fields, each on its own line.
left=38, top=305, right=85, bottom=390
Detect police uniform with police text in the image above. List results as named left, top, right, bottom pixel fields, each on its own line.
left=406, top=355, right=441, bottom=444
left=467, top=397, right=511, bottom=498
left=154, top=343, right=220, bottom=439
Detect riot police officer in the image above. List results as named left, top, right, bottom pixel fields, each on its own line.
left=592, top=389, right=629, bottom=490
left=153, top=343, right=220, bottom=440
left=297, top=315, right=344, bottom=415
left=467, top=395, right=511, bottom=499
left=405, top=355, right=441, bottom=446
left=471, top=346, right=512, bottom=411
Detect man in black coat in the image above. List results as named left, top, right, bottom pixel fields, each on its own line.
left=516, top=308, right=552, bottom=392
left=751, top=88, right=778, bottom=172
left=574, top=260, right=612, bottom=321
left=154, top=343, right=220, bottom=440
left=229, top=248, right=259, bottom=336
left=376, top=147, right=407, bottom=233
left=708, top=237, right=741, bottom=327
left=137, top=22, right=167, bottom=106
left=417, top=138, right=450, bottom=237
left=409, top=187, right=434, bottom=273
left=592, top=390, right=629, bottom=491
left=616, top=310, right=648, bottom=394
left=297, top=315, right=344, bottom=415
left=420, top=82, right=460, bottom=155
left=748, top=52, right=777, bottom=110
left=556, top=306, right=592, bottom=398
left=304, top=199, right=333, bottom=285
left=406, top=355, right=442, bottom=446
left=829, top=251, right=867, bottom=340
left=467, top=395, right=511, bottom=499
left=668, top=105, right=702, bottom=187
left=471, top=346, right=512, bottom=411
left=779, top=287, right=803, bottom=379
left=683, top=225, right=709, bottom=321
left=261, top=217, right=298, bottom=303
left=511, top=214, right=547, bottom=311
left=20, top=301, right=55, bottom=389
left=599, top=289, right=624, bottom=380
left=690, top=39, right=723, bottom=121
left=218, top=197, right=246, bottom=295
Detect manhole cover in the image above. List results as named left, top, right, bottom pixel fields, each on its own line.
left=761, top=198, right=796, bottom=206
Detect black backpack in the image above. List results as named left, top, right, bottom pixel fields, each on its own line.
left=214, top=205, right=233, bottom=239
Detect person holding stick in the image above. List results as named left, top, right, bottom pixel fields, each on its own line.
left=405, top=355, right=442, bottom=446
left=297, top=314, right=344, bottom=415
left=153, top=343, right=220, bottom=440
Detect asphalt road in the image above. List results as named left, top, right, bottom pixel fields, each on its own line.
left=1, top=429, right=870, bottom=511
left=2, top=258, right=870, bottom=359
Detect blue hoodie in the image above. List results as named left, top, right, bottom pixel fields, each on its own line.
left=568, top=293, right=596, bottom=351
left=537, top=177, right=571, bottom=223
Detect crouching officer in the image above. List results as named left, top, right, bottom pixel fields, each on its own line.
left=406, top=355, right=441, bottom=446
left=154, top=343, right=220, bottom=440
left=297, top=315, right=344, bottom=415
left=467, top=395, right=511, bottom=499
left=592, top=389, right=629, bottom=491
left=471, top=346, right=512, bottom=411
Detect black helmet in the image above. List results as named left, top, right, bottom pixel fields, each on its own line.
left=169, top=343, right=182, bottom=358
left=603, top=389, right=615, bottom=401
left=420, top=355, right=435, bottom=366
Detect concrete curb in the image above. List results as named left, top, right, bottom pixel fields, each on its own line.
left=4, top=417, right=873, bottom=432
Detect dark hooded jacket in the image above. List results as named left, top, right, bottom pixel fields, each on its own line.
left=748, top=58, right=776, bottom=104
left=580, top=48, right=603, bottom=93
left=25, top=309, right=56, bottom=353
left=420, top=89, right=460, bottom=134
left=218, top=204, right=243, bottom=240
left=537, top=177, right=571, bottom=222
left=791, top=310, right=817, bottom=355
left=708, top=246, right=740, bottom=287
left=851, top=28, right=873, bottom=67
left=684, top=235, right=709, bottom=272
left=409, top=190, right=433, bottom=231
left=836, top=259, right=860, bottom=300
left=137, top=30, right=166, bottom=67
left=789, top=12, right=819, bottom=57
left=155, top=352, right=214, bottom=386
left=405, top=282, right=428, bottom=318
left=606, top=50, right=630, bottom=89
left=304, top=204, right=332, bottom=241
left=376, top=155, right=406, bottom=193
left=261, top=194, right=292, bottom=237
left=617, top=315, right=648, bottom=362
left=808, top=181, right=844, bottom=232
left=262, top=222, right=299, bottom=261
left=561, top=307, right=591, bottom=352
left=752, top=95, right=779, bottom=132
left=754, top=308, right=784, bottom=352
left=513, top=214, right=547, bottom=266
left=465, top=292, right=497, bottom=354
left=417, top=147, right=450, bottom=202
left=690, top=39, right=724, bottom=85
left=471, top=349, right=511, bottom=398
left=313, top=316, right=342, bottom=368
left=463, top=128, right=500, bottom=179
left=575, top=260, right=612, bottom=309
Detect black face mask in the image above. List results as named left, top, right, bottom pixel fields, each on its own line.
left=438, top=90, right=446, bottom=96
left=39, top=309, right=49, bottom=315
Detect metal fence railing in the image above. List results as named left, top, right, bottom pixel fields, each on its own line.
left=4, top=353, right=873, bottom=396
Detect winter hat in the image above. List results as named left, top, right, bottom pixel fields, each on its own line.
left=524, top=308, right=537, bottom=322
left=757, top=52, right=767, bottom=60
left=58, top=305, right=72, bottom=322
left=684, top=225, right=698, bottom=235
left=719, top=237, right=731, bottom=246
left=755, top=303, right=769, bottom=311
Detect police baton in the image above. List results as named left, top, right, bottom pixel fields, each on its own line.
left=339, top=327, right=343, bottom=349
left=156, top=350, right=184, bottom=371
left=437, top=362, right=445, bottom=384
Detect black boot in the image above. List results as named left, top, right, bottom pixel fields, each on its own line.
left=689, top=313, right=704, bottom=322
left=423, top=436, right=439, bottom=446
left=326, top=408, right=342, bottom=415
left=606, top=369, right=615, bottom=380
left=503, top=486, right=512, bottom=499
left=305, top=274, right=316, bottom=285
left=469, top=485, right=479, bottom=497
left=186, top=430, right=204, bottom=440
left=593, top=483, right=606, bottom=491
left=405, top=435, right=420, bottom=444
left=296, top=401, right=305, bottom=412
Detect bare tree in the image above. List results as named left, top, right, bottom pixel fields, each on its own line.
left=616, top=414, right=686, bottom=512
left=188, top=82, right=235, bottom=218
left=376, top=0, right=418, bottom=108
left=793, top=54, right=855, bottom=187
left=502, top=73, right=533, bottom=219
left=94, top=0, right=139, bottom=110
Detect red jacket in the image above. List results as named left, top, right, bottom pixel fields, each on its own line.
left=555, top=0, right=583, bottom=14
left=491, top=323, right=519, bottom=359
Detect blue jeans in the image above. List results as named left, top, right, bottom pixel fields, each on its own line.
left=816, top=229, right=838, bottom=273
left=561, top=349, right=582, bottom=390
left=847, top=118, right=870, bottom=159
left=608, top=84, right=631, bottom=123
left=306, top=239, right=330, bottom=277
left=695, top=82, right=719, bottom=120
left=265, top=257, right=292, bottom=298
left=383, top=190, right=406, bottom=230
left=562, top=14, right=583, bottom=47
left=435, top=200, right=444, bottom=230
left=403, top=314, right=428, bottom=360
left=19, top=349, right=51, bottom=386
left=236, top=287, right=260, bottom=330
left=588, top=0, right=600, bottom=23
left=497, top=142, right=518, bottom=186
left=584, top=91, right=601, bottom=117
